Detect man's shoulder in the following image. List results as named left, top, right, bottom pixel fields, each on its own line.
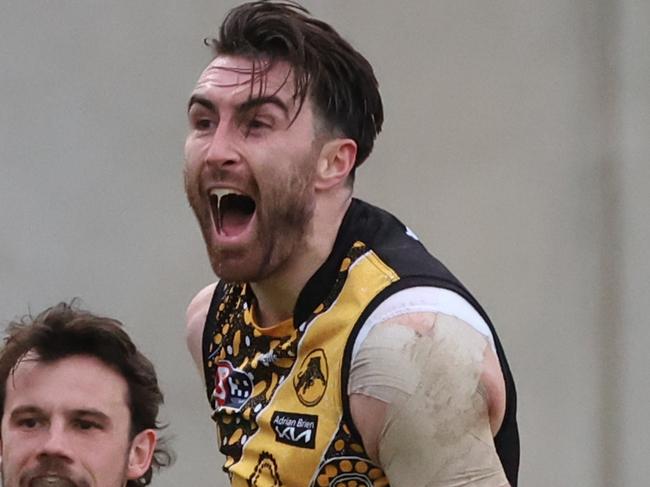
left=346, top=199, right=430, bottom=257
left=186, top=282, right=219, bottom=329
left=350, top=201, right=458, bottom=288
left=185, top=282, right=219, bottom=374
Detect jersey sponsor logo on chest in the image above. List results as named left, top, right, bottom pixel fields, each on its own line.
left=213, top=360, right=254, bottom=410
left=271, top=411, right=318, bottom=449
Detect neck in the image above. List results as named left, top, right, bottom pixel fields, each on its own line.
left=251, top=193, right=352, bottom=327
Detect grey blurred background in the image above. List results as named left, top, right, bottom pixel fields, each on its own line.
left=1, top=1, right=648, bottom=485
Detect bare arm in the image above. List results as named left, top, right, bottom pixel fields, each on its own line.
left=349, top=312, right=509, bottom=486
left=185, top=282, right=218, bottom=380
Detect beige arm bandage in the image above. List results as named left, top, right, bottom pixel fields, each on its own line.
left=349, top=313, right=508, bottom=486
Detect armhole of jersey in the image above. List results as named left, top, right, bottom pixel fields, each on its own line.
left=351, top=286, right=497, bottom=363
left=202, top=281, right=226, bottom=398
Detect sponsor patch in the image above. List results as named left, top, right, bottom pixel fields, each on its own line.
left=272, top=411, right=318, bottom=449
left=212, top=360, right=253, bottom=410
left=294, top=348, right=328, bottom=407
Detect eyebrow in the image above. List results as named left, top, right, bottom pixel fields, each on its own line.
left=187, top=95, right=215, bottom=113
left=71, top=409, right=112, bottom=427
left=9, top=405, right=44, bottom=419
left=9, top=405, right=111, bottom=424
left=187, top=94, right=290, bottom=119
left=239, top=95, right=290, bottom=119
left=72, top=408, right=111, bottom=420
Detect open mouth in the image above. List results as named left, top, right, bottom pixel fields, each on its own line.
left=30, top=476, right=77, bottom=487
left=210, top=189, right=256, bottom=237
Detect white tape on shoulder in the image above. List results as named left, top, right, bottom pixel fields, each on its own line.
left=350, top=313, right=507, bottom=486
left=352, top=287, right=496, bottom=362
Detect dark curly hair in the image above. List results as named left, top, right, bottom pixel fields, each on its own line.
left=0, top=301, right=173, bottom=487
left=206, top=0, right=384, bottom=169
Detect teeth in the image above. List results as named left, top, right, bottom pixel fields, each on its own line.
left=208, top=188, right=253, bottom=235
left=209, top=188, right=244, bottom=200
left=209, top=188, right=243, bottom=233
left=31, top=476, right=76, bottom=487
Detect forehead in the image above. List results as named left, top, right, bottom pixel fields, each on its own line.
left=4, top=355, right=129, bottom=416
left=192, top=55, right=298, bottom=104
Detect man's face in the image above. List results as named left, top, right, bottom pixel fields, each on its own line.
left=184, top=55, right=324, bottom=282
left=0, top=355, right=151, bottom=487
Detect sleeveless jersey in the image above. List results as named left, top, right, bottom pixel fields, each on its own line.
left=202, top=198, right=520, bottom=486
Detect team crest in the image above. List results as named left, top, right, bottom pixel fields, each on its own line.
left=294, top=348, right=328, bottom=407
left=248, top=452, right=282, bottom=487
left=213, top=360, right=253, bottom=410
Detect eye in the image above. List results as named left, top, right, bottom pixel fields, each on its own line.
left=74, top=419, right=103, bottom=431
left=248, top=118, right=269, bottom=130
left=193, top=118, right=215, bottom=131
left=243, top=117, right=273, bottom=138
left=18, top=417, right=40, bottom=428
left=14, top=415, right=44, bottom=430
left=188, top=105, right=217, bottom=132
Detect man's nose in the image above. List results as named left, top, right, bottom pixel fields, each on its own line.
left=39, top=423, right=73, bottom=460
left=205, top=124, right=241, bottom=170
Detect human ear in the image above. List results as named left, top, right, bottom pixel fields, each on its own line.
left=126, top=429, right=157, bottom=480
left=314, top=138, right=357, bottom=191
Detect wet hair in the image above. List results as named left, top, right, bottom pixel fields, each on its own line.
left=206, top=0, right=384, bottom=168
left=0, top=301, right=173, bottom=487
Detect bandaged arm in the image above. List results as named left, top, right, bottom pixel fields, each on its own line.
left=349, top=311, right=509, bottom=486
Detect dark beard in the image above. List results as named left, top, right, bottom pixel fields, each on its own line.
left=219, top=166, right=315, bottom=283
left=203, top=161, right=316, bottom=283
left=207, top=198, right=314, bottom=283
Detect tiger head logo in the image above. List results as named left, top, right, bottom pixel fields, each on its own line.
left=293, top=348, right=328, bottom=407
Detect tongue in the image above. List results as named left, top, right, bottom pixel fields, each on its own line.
left=219, top=194, right=255, bottom=237
left=221, top=208, right=253, bottom=236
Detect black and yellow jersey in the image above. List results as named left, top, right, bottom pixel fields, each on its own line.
left=202, top=198, right=519, bottom=487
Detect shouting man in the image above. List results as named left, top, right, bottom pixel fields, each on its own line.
left=184, top=2, right=519, bottom=486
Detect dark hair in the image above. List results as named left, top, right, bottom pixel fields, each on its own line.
left=206, top=0, right=384, bottom=168
left=0, top=301, right=172, bottom=487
